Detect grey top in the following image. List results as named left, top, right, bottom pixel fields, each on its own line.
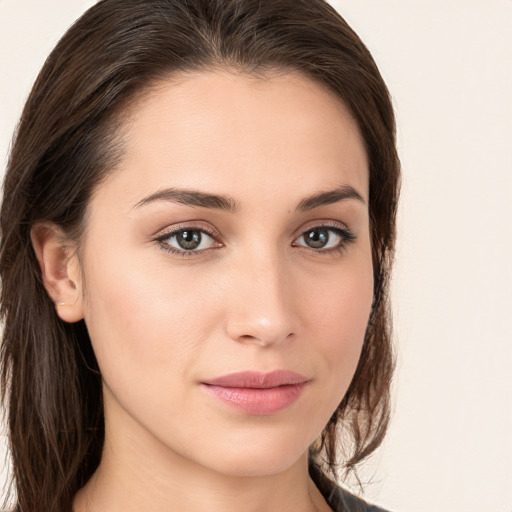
left=324, top=485, right=390, bottom=512
left=311, top=465, right=390, bottom=512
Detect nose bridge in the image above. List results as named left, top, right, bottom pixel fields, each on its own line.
left=225, top=246, right=296, bottom=347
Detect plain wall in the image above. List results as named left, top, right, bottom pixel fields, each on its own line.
left=1, top=1, right=511, bottom=511
left=330, top=2, right=512, bottom=511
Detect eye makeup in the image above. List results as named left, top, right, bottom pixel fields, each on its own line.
left=152, top=220, right=356, bottom=259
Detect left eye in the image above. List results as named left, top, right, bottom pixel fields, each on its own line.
left=294, top=227, right=348, bottom=250
left=159, top=229, right=217, bottom=252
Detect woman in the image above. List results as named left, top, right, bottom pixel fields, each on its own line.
left=0, top=1, right=400, bottom=511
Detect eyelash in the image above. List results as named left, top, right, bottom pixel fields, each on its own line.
left=154, top=222, right=356, bottom=258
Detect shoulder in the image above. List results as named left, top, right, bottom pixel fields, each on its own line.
left=326, top=485, right=391, bottom=512
left=310, top=464, right=392, bottom=512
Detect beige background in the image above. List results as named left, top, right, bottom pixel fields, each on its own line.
left=1, top=1, right=511, bottom=511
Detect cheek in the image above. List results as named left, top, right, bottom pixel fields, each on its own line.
left=318, top=273, right=372, bottom=352
left=80, top=247, right=222, bottom=394
left=300, top=254, right=374, bottom=391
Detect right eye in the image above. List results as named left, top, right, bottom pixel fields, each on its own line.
left=156, top=227, right=220, bottom=255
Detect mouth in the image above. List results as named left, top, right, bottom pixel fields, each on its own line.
left=200, top=370, right=310, bottom=415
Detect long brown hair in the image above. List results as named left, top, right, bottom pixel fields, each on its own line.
left=0, top=1, right=400, bottom=510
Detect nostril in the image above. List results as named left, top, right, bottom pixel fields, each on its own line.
left=235, top=331, right=295, bottom=347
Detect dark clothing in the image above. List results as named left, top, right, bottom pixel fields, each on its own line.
left=311, top=464, right=390, bottom=512
left=323, top=485, right=390, bottom=512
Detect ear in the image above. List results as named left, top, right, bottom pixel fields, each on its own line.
left=31, top=222, right=84, bottom=323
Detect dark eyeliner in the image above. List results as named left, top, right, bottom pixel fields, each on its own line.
left=330, top=227, right=356, bottom=252
left=153, top=224, right=220, bottom=258
left=295, top=223, right=357, bottom=254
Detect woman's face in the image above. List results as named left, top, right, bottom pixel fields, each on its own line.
left=75, top=70, right=373, bottom=477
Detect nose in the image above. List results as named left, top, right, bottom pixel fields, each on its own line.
left=225, top=252, right=297, bottom=348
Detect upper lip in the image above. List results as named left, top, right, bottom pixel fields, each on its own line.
left=202, top=370, right=309, bottom=389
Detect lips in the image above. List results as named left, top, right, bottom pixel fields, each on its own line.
left=201, top=370, right=309, bottom=415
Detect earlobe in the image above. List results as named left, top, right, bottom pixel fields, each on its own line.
left=30, top=223, right=85, bottom=323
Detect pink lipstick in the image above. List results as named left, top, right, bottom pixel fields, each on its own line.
left=201, top=370, right=309, bottom=415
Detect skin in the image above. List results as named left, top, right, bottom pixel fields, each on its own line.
left=33, top=69, right=373, bottom=512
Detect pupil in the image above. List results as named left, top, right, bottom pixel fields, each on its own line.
left=305, top=228, right=328, bottom=248
left=177, top=230, right=201, bottom=250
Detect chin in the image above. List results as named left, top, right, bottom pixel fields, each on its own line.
left=206, top=450, right=305, bottom=478
left=181, top=426, right=314, bottom=478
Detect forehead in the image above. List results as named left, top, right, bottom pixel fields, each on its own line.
left=95, top=69, right=369, bottom=210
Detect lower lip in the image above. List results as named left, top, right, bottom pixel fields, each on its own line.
left=201, top=382, right=307, bottom=415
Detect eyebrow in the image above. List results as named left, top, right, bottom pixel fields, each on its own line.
left=132, top=184, right=365, bottom=212
left=133, top=188, right=240, bottom=212
left=296, top=185, right=366, bottom=211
